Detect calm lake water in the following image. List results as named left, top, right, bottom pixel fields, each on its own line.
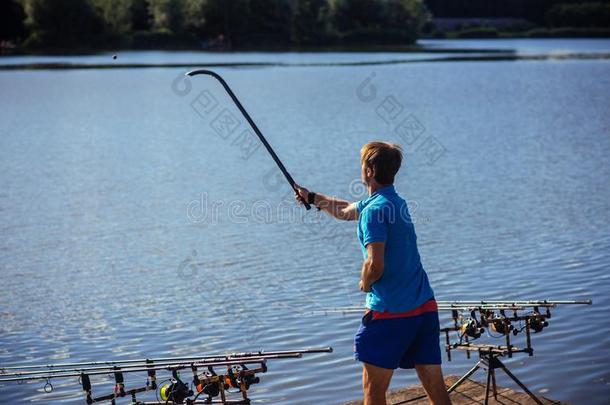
left=1, top=40, right=609, bottom=404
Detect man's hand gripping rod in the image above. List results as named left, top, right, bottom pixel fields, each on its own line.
left=186, top=69, right=311, bottom=210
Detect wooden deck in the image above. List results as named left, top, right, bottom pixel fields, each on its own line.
left=343, top=375, right=566, bottom=405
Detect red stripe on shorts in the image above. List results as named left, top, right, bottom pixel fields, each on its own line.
left=368, top=299, right=438, bottom=320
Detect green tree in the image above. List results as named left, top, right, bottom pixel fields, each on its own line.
left=24, top=0, right=105, bottom=48
left=149, top=0, right=184, bottom=33
left=332, top=0, right=428, bottom=44
left=183, top=0, right=206, bottom=34
left=202, top=0, right=292, bottom=47
left=422, top=0, right=610, bottom=25
left=130, top=0, right=152, bottom=31
left=383, top=0, right=429, bottom=37
left=201, top=0, right=250, bottom=47
left=91, top=0, right=132, bottom=35
left=332, top=0, right=384, bottom=32
left=246, top=0, right=292, bottom=45
left=0, top=0, right=27, bottom=43
left=292, top=0, right=332, bottom=44
left=546, top=2, right=610, bottom=27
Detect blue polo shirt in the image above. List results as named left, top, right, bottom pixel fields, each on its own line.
left=356, top=185, right=434, bottom=312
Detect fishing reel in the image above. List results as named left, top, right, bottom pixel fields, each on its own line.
left=159, top=371, right=193, bottom=404
left=490, top=315, right=514, bottom=336
left=529, top=316, right=549, bottom=333
left=194, top=368, right=221, bottom=398
left=225, top=364, right=262, bottom=391
left=197, top=379, right=221, bottom=398
left=460, top=318, right=484, bottom=339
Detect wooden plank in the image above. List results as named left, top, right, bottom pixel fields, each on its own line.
left=343, top=375, right=566, bottom=405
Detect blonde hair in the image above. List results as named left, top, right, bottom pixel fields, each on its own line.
left=360, top=141, right=403, bottom=184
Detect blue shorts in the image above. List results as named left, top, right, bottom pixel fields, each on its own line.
left=354, top=310, right=442, bottom=370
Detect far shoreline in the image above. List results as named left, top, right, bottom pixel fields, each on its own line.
left=3, top=36, right=610, bottom=58
left=1, top=51, right=609, bottom=72
left=0, top=43, right=511, bottom=57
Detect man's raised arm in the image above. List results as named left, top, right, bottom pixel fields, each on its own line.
left=294, top=184, right=359, bottom=221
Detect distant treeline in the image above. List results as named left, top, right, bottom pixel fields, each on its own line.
left=424, top=0, right=610, bottom=38
left=1, top=0, right=609, bottom=52
left=0, top=0, right=429, bottom=51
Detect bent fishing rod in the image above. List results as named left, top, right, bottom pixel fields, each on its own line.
left=186, top=69, right=311, bottom=210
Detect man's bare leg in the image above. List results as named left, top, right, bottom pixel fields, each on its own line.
left=362, top=362, right=394, bottom=405
left=415, top=364, right=452, bottom=405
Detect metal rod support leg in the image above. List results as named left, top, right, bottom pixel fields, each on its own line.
left=447, top=362, right=481, bottom=394
left=484, top=367, right=492, bottom=405
left=499, top=363, right=544, bottom=405
left=491, top=367, right=498, bottom=400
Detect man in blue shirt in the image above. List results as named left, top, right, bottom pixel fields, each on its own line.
left=295, top=142, right=451, bottom=405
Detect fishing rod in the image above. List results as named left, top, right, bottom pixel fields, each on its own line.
left=0, top=357, right=277, bottom=382
left=185, top=69, right=311, bottom=210
left=0, top=347, right=331, bottom=372
left=314, top=299, right=592, bottom=314
left=315, top=305, right=529, bottom=313
left=0, top=348, right=332, bottom=380
left=433, top=300, right=592, bottom=305
left=0, top=354, right=305, bottom=381
left=0, top=347, right=333, bottom=405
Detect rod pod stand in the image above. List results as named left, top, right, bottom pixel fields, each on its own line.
left=446, top=350, right=544, bottom=405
